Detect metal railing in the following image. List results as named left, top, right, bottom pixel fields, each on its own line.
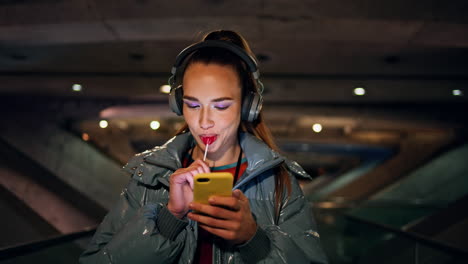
left=346, top=214, right=468, bottom=260
left=0, top=226, right=96, bottom=261
left=1, top=200, right=467, bottom=263
left=312, top=199, right=468, bottom=263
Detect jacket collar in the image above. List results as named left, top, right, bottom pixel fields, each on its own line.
left=233, top=132, right=284, bottom=188
left=140, top=132, right=311, bottom=187
left=143, top=132, right=194, bottom=171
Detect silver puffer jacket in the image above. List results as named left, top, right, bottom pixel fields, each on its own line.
left=80, top=132, right=328, bottom=263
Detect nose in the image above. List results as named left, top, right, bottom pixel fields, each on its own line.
left=199, top=107, right=214, bottom=130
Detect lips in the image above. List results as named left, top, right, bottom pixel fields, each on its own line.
left=200, top=135, right=217, bottom=145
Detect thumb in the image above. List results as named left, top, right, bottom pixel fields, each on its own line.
left=233, top=189, right=247, bottom=201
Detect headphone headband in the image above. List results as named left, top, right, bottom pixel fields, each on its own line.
left=170, top=40, right=260, bottom=82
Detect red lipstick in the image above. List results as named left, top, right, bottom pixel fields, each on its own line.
left=200, top=135, right=217, bottom=145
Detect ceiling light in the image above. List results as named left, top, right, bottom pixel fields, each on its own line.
left=116, top=120, right=129, bottom=130
left=452, top=89, right=463, bottom=96
left=150, top=121, right=160, bottom=130
left=312, top=123, right=322, bottom=133
left=82, top=133, right=90, bottom=141
left=99, top=120, right=108, bottom=129
left=353, top=87, right=366, bottom=96
left=160, top=85, right=171, bottom=94
left=72, top=84, right=82, bottom=92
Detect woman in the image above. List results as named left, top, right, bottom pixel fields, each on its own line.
left=80, top=30, right=327, bottom=264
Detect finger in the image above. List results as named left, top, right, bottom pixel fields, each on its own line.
left=193, top=159, right=210, bottom=173
left=233, top=189, right=248, bottom=202
left=209, top=196, right=241, bottom=211
left=198, top=225, right=237, bottom=241
left=189, top=202, right=237, bottom=220
left=187, top=160, right=207, bottom=175
left=186, top=163, right=199, bottom=172
left=189, top=169, right=199, bottom=178
left=171, top=170, right=192, bottom=184
left=195, top=165, right=205, bottom=175
left=186, top=174, right=194, bottom=189
left=188, top=212, right=238, bottom=230
left=232, top=189, right=241, bottom=199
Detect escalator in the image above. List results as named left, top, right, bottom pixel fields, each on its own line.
left=311, top=143, right=468, bottom=263
left=1, top=114, right=468, bottom=263
left=1, top=199, right=468, bottom=263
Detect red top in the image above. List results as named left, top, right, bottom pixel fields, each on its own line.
left=183, top=154, right=247, bottom=264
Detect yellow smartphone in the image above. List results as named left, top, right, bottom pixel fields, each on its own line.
left=193, top=172, right=233, bottom=205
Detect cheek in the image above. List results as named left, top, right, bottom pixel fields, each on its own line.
left=183, top=109, right=197, bottom=127
left=220, top=107, right=241, bottom=129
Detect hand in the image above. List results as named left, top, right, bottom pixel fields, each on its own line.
left=187, top=189, right=257, bottom=245
left=168, top=159, right=210, bottom=219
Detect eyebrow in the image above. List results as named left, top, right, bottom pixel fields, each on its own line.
left=182, top=96, right=234, bottom=102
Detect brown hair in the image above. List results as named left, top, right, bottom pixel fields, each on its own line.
left=175, top=30, right=291, bottom=223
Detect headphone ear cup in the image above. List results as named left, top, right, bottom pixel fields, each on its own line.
left=242, top=91, right=263, bottom=122
left=169, top=85, right=184, bottom=115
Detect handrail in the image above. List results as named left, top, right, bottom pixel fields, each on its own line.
left=346, top=214, right=468, bottom=257
left=0, top=226, right=97, bottom=260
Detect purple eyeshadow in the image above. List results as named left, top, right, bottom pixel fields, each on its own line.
left=214, top=103, right=230, bottom=108
left=184, top=101, right=200, bottom=107
left=183, top=100, right=232, bottom=109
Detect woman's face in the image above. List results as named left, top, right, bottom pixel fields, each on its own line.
left=182, top=62, right=242, bottom=157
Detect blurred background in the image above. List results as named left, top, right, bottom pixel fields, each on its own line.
left=1, top=0, right=468, bottom=263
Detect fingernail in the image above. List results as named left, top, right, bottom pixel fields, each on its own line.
left=208, top=197, right=215, bottom=203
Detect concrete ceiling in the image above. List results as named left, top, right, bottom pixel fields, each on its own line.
left=1, top=0, right=467, bottom=102
left=1, top=0, right=467, bottom=167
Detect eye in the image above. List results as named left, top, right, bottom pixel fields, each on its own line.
left=184, top=101, right=200, bottom=109
left=214, top=104, right=231, bottom=110
left=214, top=105, right=230, bottom=110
